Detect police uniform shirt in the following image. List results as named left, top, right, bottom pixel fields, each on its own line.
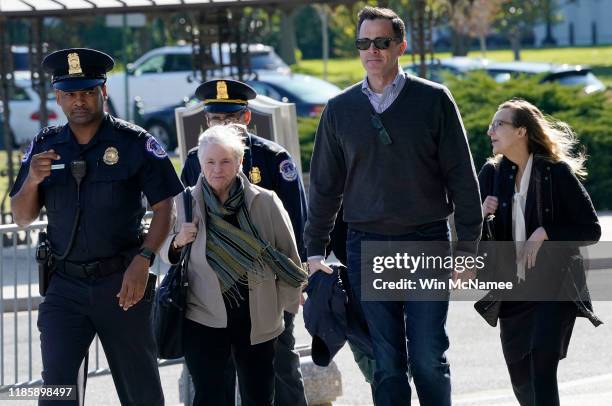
left=11, top=115, right=184, bottom=262
left=181, top=132, right=307, bottom=259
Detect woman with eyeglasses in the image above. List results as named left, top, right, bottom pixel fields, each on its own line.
left=478, top=98, right=602, bottom=405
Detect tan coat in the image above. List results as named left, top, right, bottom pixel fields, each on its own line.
left=160, top=172, right=303, bottom=345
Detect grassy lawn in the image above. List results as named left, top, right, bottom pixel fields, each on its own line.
left=293, top=45, right=612, bottom=88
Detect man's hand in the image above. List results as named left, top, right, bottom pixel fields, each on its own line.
left=116, top=255, right=150, bottom=311
left=307, top=258, right=333, bottom=276
left=27, top=150, right=61, bottom=184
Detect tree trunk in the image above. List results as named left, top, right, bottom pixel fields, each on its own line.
left=479, top=33, right=487, bottom=57
left=279, top=8, right=298, bottom=65
left=451, top=31, right=469, bottom=57
left=510, top=33, right=521, bottom=61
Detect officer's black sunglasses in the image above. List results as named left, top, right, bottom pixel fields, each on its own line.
left=355, top=37, right=401, bottom=50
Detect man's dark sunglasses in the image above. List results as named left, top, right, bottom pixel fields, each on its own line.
left=355, top=37, right=401, bottom=50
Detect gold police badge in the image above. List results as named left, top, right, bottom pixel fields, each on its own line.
left=103, top=147, right=119, bottom=165
left=67, top=52, right=83, bottom=75
left=249, top=166, right=262, bottom=184
left=216, top=81, right=229, bottom=100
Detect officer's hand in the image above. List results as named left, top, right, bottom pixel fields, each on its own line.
left=27, top=150, right=61, bottom=184
left=174, top=222, right=198, bottom=248
left=307, top=259, right=333, bottom=276
left=116, top=255, right=149, bottom=311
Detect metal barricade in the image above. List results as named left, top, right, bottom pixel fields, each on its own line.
left=0, top=215, right=189, bottom=399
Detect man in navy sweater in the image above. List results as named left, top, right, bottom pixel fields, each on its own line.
left=305, top=6, right=482, bottom=406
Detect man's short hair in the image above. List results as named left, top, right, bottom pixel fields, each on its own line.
left=357, top=6, right=406, bottom=41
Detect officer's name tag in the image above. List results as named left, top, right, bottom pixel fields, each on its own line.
left=51, top=164, right=65, bottom=170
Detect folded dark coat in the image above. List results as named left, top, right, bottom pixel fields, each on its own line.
left=304, top=265, right=373, bottom=367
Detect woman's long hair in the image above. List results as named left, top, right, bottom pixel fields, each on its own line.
left=490, top=98, right=587, bottom=178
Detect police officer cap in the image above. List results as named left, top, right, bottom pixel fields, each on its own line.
left=195, top=79, right=257, bottom=113
left=42, top=48, right=114, bottom=91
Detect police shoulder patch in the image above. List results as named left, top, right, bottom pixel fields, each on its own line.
left=21, top=139, right=35, bottom=163
left=279, top=159, right=298, bottom=182
left=145, top=134, right=168, bottom=159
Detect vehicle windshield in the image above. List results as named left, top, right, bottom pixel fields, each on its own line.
left=12, top=52, right=29, bottom=71
left=250, top=52, right=288, bottom=71
left=552, top=72, right=602, bottom=87
left=276, top=77, right=341, bottom=103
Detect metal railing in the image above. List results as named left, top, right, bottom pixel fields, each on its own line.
left=0, top=216, right=189, bottom=399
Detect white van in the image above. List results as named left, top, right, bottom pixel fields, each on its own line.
left=106, top=43, right=290, bottom=120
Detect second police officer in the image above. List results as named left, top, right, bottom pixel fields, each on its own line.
left=180, top=79, right=308, bottom=406
left=10, top=48, right=184, bottom=405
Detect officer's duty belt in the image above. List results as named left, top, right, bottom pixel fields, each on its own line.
left=54, top=256, right=127, bottom=279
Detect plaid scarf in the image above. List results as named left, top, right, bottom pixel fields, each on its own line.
left=202, top=176, right=307, bottom=302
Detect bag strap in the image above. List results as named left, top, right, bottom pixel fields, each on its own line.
left=182, top=187, right=193, bottom=223
left=179, top=187, right=193, bottom=267
left=491, top=162, right=500, bottom=198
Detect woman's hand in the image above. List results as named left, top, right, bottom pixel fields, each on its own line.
left=482, top=196, right=499, bottom=217
left=518, top=226, right=549, bottom=269
left=173, top=222, right=198, bottom=249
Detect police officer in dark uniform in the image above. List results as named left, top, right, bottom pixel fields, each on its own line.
left=180, top=79, right=308, bottom=406
left=10, top=48, right=183, bottom=405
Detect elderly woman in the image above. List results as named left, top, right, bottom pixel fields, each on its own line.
left=478, top=99, right=601, bottom=406
left=160, top=124, right=307, bottom=406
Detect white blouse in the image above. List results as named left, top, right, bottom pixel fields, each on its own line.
left=512, top=154, right=534, bottom=281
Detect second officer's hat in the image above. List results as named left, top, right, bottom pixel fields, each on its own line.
left=195, top=79, right=257, bottom=113
left=42, top=48, right=114, bottom=91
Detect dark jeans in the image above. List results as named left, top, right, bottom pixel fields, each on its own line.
left=346, top=223, right=452, bottom=406
left=38, top=271, right=163, bottom=406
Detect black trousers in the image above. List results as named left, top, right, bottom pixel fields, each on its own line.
left=218, top=311, right=307, bottom=406
left=38, top=271, right=163, bottom=406
left=184, top=316, right=277, bottom=406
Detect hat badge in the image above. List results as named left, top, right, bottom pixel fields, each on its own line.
left=216, top=81, right=229, bottom=100
left=103, top=147, right=119, bottom=165
left=67, top=52, right=83, bottom=75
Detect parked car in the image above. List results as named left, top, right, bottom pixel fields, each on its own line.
left=106, top=43, right=291, bottom=120
left=246, top=73, right=341, bottom=118
left=403, top=57, right=606, bottom=94
left=403, top=57, right=490, bottom=83
left=0, top=72, right=63, bottom=147
left=485, top=61, right=606, bottom=94
left=134, top=73, right=341, bottom=151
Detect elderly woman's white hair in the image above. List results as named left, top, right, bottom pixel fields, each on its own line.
left=197, top=124, right=248, bottom=166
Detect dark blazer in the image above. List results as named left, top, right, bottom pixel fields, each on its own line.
left=476, top=155, right=602, bottom=326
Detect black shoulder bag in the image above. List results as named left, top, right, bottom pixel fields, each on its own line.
left=474, top=163, right=502, bottom=326
left=153, top=188, right=193, bottom=359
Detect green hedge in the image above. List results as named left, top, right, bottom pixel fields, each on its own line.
left=298, top=73, right=612, bottom=209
